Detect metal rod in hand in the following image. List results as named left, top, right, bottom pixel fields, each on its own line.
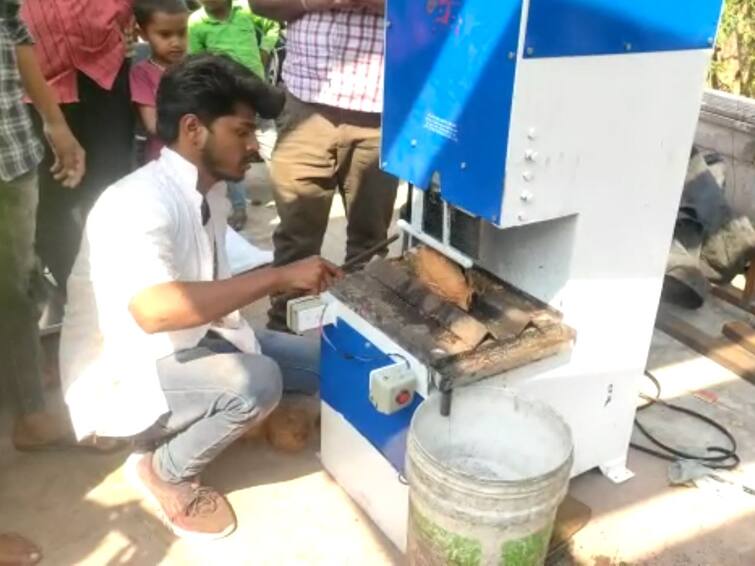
left=278, top=234, right=400, bottom=310
left=341, top=233, right=400, bottom=272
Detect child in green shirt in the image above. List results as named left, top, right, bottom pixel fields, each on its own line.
left=189, top=0, right=278, bottom=80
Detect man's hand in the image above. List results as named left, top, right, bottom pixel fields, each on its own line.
left=15, top=44, right=87, bottom=188
left=277, top=256, right=343, bottom=295
left=44, top=121, right=86, bottom=189
left=121, top=20, right=137, bottom=59
left=353, top=0, right=384, bottom=14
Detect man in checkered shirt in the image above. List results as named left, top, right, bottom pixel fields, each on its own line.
left=0, top=1, right=84, bottom=561
left=250, top=0, right=397, bottom=330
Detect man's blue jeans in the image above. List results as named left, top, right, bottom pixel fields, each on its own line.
left=148, top=329, right=319, bottom=483
left=227, top=181, right=247, bottom=210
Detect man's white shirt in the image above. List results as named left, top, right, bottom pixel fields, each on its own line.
left=60, top=148, right=260, bottom=440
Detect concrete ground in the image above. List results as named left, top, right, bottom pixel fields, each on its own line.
left=2, top=164, right=755, bottom=565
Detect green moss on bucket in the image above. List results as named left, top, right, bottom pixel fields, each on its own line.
left=500, top=526, right=552, bottom=565
left=410, top=506, right=482, bottom=566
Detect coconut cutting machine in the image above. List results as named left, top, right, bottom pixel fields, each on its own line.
left=310, top=0, right=725, bottom=551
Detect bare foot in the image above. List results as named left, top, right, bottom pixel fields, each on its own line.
left=13, top=413, right=123, bottom=453
left=0, top=533, right=41, bottom=565
left=12, top=412, right=70, bottom=450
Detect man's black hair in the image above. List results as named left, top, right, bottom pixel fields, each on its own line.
left=156, top=54, right=285, bottom=144
left=133, top=0, right=189, bottom=28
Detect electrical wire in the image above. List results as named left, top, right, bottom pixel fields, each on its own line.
left=317, top=301, right=411, bottom=368
left=630, top=371, right=740, bottom=470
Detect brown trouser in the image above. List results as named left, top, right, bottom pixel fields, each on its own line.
left=268, top=91, right=398, bottom=328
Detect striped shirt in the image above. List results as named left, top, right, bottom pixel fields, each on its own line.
left=20, top=0, right=133, bottom=104
left=0, top=1, right=43, bottom=182
left=283, top=10, right=384, bottom=113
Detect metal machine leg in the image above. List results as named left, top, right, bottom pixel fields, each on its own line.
left=599, top=457, right=635, bottom=484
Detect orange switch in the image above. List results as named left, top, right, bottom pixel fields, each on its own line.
left=396, top=390, right=412, bottom=405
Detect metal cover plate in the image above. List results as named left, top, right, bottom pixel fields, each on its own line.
left=524, top=0, right=723, bottom=58
left=381, top=0, right=523, bottom=223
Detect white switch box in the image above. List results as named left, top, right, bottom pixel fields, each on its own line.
left=287, top=296, right=326, bottom=334
left=369, top=363, right=417, bottom=415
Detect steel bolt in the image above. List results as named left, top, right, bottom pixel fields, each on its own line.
left=411, top=139, right=418, bottom=147
left=624, top=42, right=632, bottom=51
left=508, top=51, right=516, bottom=60
left=524, top=149, right=538, bottom=162
left=520, top=191, right=533, bottom=202
left=522, top=171, right=534, bottom=182
left=527, top=128, right=537, bottom=140
left=526, top=47, right=534, bottom=56
left=460, top=162, right=467, bottom=170
left=517, top=212, right=527, bottom=222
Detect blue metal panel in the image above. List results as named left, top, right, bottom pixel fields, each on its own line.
left=320, top=319, right=422, bottom=473
left=524, top=0, right=723, bottom=58
left=381, top=0, right=523, bottom=224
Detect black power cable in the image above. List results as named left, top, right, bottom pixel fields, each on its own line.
left=630, top=371, right=740, bottom=470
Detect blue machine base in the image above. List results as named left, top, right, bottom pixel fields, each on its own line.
left=320, top=319, right=422, bottom=473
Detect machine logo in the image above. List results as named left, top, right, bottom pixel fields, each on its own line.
left=425, top=0, right=460, bottom=26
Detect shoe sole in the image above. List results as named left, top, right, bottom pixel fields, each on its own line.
left=124, top=453, right=237, bottom=541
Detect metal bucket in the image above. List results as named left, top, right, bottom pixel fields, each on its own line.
left=406, top=386, right=573, bottom=566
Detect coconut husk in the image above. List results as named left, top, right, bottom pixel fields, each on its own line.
left=239, top=396, right=319, bottom=453
left=412, top=246, right=473, bottom=311
left=265, top=405, right=313, bottom=452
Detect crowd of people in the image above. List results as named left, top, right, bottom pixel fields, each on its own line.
left=0, top=0, right=393, bottom=561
